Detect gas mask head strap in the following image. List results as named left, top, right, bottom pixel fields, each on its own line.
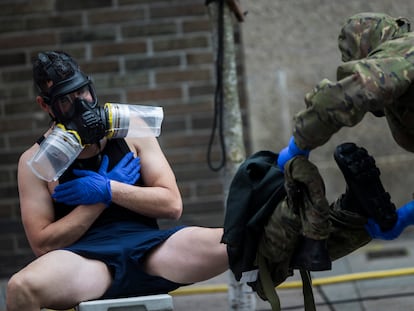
left=36, top=52, right=81, bottom=105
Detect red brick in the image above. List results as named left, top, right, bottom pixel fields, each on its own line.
left=88, top=8, right=146, bottom=25
left=0, top=0, right=54, bottom=16
left=0, top=202, right=14, bottom=218
left=7, top=133, right=42, bottom=149
left=0, top=18, right=25, bottom=33
left=60, top=27, right=117, bottom=44
left=56, top=0, right=111, bottom=11
left=29, top=46, right=87, bottom=63
left=160, top=117, right=187, bottom=133
left=186, top=52, right=214, bottom=65
left=156, top=69, right=211, bottom=84
left=0, top=53, right=26, bottom=67
left=93, top=73, right=149, bottom=89
left=92, top=41, right=147, bottom=58
left=26, top=12, right=83, bottom=30
left=160, top=132, right=212, bottom=149
left=163, top=101, right=213, bottom=115
left=189, top=84, right=215, bottom=97
left=122, top=22, right=177, bottom=38
left=196, top=180, right=224, bottom=196
left=150, top=3, right=206, bottom=19
left=153, top=36, right=209, bottom=52
left=183, top=18, right=211, bottom=33
left=80, top=60, right=120, bottom=74
left=2, top=68, right=32, bottom=83
left=125, top=56, right=181, bottom=71
left=0, top=32, right=56, bottom=49
left=0, top=116, right=38, bottom=132
left=4, top=98, right=38, bottom=116
left=1, top=83, right=33, bottom=99
left=127, top=87, right=182, bottom=102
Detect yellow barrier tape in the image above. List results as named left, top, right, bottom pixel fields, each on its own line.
left=170, top=267, right=414, bottom=296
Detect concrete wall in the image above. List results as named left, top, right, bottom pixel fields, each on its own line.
left=241, top=1, right=414, bottom=206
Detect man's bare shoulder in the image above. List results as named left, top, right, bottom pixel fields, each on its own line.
left=17, top=144, right=46, bottom=186
left=18, top=144, right=39, bottom=168
left=124, top=136, right=161, bottom=156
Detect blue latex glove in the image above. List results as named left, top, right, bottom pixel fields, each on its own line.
left=99, top=152, right=141, bottom=185
left=277, top=136, right=310, bottom=171
left=365, top=200, right=414, bottom=240
left=52, top=169, right=111, bottom=206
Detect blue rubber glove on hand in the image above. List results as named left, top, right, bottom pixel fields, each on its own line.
left=99, top=152, right=141, bottom=185
left=52, top=169, right=112, bottom=206
left=365, top=200, right=414, bottom=240
left=277, top=136, right=310, bottom=172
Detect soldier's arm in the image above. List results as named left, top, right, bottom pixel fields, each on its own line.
left=293, top=57, right=412, bottom=150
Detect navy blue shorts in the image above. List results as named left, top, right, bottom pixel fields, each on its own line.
left=62, top=221, right=187, bottom=298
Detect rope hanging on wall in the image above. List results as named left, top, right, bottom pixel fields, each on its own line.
left=206, top=0, right=226, bottom=172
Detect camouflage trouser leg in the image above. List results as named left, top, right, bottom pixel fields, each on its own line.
left=328, top=195, right=372, bottom=260
left=259, top=192, right=372, bottom=264
left=259, top=156, right=371, bottom=264
left=255, top=198, right=300, bottom=299
left=255, top=156, right=372, bottom=300
left=284, top=155, right=331, bottom=240
left=259, top=199, right=301, bottom=265
left=251, top=185, right=371, bottom=300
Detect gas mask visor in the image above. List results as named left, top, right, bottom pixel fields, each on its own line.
left=46, top=71, right=107, bottom=146
left=47, top=71, right=98, bottom=122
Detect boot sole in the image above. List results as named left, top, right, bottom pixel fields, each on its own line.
left=334, top=143, right=397, bottom=231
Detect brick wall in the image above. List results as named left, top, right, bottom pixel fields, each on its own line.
left=0, top=0, right=248, bottom=278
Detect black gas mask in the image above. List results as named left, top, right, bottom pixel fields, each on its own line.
left=45, top=70, right=108, bottom=145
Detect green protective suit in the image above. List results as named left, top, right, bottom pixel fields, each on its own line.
left=222, top=150, right=370, bottom=305
left=293, top=12, right=414, bottom=152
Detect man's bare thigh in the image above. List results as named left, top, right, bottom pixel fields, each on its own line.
left=16, top=250, right=112, bottom=309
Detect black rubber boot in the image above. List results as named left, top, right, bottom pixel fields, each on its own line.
left=290, top=236, right=332, bottom=271
left=334, top=142, right=397, bottom=231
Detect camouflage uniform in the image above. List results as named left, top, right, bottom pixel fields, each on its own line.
left=260, top=154, right=371, bottom=262
left=293, top=13, right=414, bottom=152
left=255, top=155, right=371, bottom=301
left=283, top=156, right=331, bottom=241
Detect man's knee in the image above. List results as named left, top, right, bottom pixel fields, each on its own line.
left=7, top=271, right=38, bottom=309
left=7, top=270, right=34, bottom=296
left=8, top=272, right=25, bottom=298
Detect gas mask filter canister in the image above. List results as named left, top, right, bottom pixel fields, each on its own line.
left=28, top=103, right=164, bottom=182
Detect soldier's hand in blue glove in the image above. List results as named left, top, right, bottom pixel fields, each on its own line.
left=365, top=200, right=414, bottom=240
left=52, top=170, right=111, bottom=206
left=99, top=152, right=141, bottom=185
left=277, top=136, right=310, bottom=172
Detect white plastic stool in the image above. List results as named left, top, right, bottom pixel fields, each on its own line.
left=76, top=294, right=174, bottom=311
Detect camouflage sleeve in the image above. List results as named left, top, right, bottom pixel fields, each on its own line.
left=293, top=57, right=412, bottom=150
